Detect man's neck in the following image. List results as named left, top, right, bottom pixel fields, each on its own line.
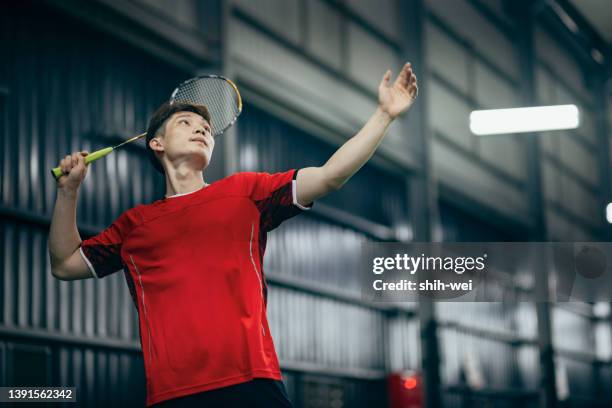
left=164, top=166, right=208, bottom=198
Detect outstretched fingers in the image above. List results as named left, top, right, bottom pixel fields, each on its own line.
left=401, top=64, right=418, bottom=99
left=380, top=63, right=419, bottom=103
left=379, top=69, right=392, bottom=91
left=408, top=73, right=418, bottom=98
left=395, top=63, right=411, bottom=87
left=409, top=83, right=418, bottom=99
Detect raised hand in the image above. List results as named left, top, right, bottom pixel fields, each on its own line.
left=378, top=62, right=418, bottom=120
left=56, top=151, right=89, bottom=190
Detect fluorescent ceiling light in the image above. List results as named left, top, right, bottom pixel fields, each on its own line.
left=470, top=104, right=580, bottom=136
left=606, top=203, right=612, bottom=224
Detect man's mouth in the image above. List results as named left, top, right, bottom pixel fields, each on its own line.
left=190, top=137, right=209, bottom=148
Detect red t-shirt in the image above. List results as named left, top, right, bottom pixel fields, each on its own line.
left=79, top=170, right=311, bottom=406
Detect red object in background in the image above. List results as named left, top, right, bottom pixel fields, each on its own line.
left=388, top=371, right=423, bottom=408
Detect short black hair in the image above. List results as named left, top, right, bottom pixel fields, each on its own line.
left=145, top=101, right=211, bottom=174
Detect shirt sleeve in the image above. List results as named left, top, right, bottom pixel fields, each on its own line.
left=79, top=210, right=134, bottom=279
left=246, top=169, right=313, bottom=232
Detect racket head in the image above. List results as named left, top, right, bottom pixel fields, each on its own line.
left=170, top=75, right=242, bottom=137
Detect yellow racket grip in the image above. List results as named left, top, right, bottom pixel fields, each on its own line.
left=84, top=147, right=114, bottom=164
left=51, top=147, right=114, bottom=179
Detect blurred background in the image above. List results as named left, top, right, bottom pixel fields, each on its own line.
left=1, top=0, right=612, bottom=407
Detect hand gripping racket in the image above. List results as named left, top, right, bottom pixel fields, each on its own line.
left=51, top=75, right=242, bottom=179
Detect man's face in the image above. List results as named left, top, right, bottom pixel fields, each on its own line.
left=151, top=111, right=215, bottom=171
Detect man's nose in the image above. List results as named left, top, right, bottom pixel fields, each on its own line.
left=194, top=126, right=210, bottom=135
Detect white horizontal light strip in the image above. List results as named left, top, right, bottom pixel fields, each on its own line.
left=470, top=104, right=580, bottom=135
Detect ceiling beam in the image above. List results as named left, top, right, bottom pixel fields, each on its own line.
left=556, top=0, right=607, bottom=51
left=44, top=0, right=215, bottom=72
left=534, top=0, right=608, bottom=73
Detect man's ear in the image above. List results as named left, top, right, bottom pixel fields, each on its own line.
left=149, top=137, right=164, bottom=153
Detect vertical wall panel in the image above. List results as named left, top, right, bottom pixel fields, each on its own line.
left=0, top=5, right=189, bottom=406
left=594, top=303, right=611, bottom=361
left=230, top=19, right=378, bottom=134
left=387, top=314, right=420, bottom=371
left=609, top=94, right=612, bottom=168
left=561, top=177, right=599, bottom=226
left=535, top=21, right=601, bottom=241
left=1, top=219, right=140, bottom=341
left=432, top=139, right=527, bottom=220
left=425, top=3, right=527, bottom=221
left=438, top=201, right=538, bottom=395
left=478, top=134, right=526, bottom=181
left=425, top=22, right=470, bottom=94
left=535, top=27, right=591, bottom=103
left=426, top=0, right=519, bottom=79
left=559, top=135, right=598, bottom=185
left=345, top=0, right=399, bottom=41
left=558, top=357, right=595, bottom=398
left=234, top=0, right=302, bottom=44
left=1, top=5, right=179, bottom=224
left=552, top=305, right=599, bottom=399
left=536, top=66, right=555, bottom=105
left=477, top=0, right=512, bottom=24
left=268, top=287, right=386, bottom=371
left=474, top=62, right=518, bottom=109
left=2, top=224, right=15, bottom=326
left=556, top=85, right=596, bottom=146
left=552, top=306, right=595, bottom=354
left=307, top=0, right=343, bottom=69
left=347, top=23, right=400, bottom=91
left=265, top=217, right=372, bottom=292
left=427, top=81, right=473, bottom=150
left=229, top=0, right=413, bottom=165
left=136, top=0, right=200, bottom=30
left=439, top=328, right=524, bottom=389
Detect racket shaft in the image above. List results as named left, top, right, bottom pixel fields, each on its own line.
left=51, top=147, right=114, bottom=179
left=84, top=147, right=114, bottom=164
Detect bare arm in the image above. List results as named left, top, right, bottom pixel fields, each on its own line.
left=48, top=151, right=93, bottom=280
left=296, top=62, right=418, bottom=205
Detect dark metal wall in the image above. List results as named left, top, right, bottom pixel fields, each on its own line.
left=2, top=1, right=611, bottom=407
left=439, top=201, right=526, bottom=242
left=425, top=1, right=612, bottom=406
left=437, top=201, right=610, bottom=407
left=1, top=3, right=188, bottom=406
left=436, top=202, right=540, bottom=407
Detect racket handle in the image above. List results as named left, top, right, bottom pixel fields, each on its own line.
left=50, top=147, right=114, bottom=180
left=84, top=147, right=114, bottom=164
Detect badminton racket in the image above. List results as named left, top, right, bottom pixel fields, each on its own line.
left=51, top=75, right=242, bottom=179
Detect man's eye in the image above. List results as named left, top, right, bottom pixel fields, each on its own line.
left=180, top=119, right=190, bottom=125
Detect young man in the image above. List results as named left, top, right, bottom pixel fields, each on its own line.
left=48, top=64, right=418, bottom=407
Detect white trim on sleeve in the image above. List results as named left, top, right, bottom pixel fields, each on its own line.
left=79, top=246, right=99, bottom=279
left=292, top=179, right=312, bottom=211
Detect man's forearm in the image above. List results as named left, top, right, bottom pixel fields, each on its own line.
left=296, top=64, right=416, bottom=205
left=322, top=107, right=392, bottom=188
left=48, top=188, right=82, bottom=269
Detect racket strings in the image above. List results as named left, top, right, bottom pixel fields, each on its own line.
left=172, top=77, right=241, bottom=137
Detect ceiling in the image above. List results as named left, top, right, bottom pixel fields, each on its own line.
left=570, top=0, right=612, bottom=42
